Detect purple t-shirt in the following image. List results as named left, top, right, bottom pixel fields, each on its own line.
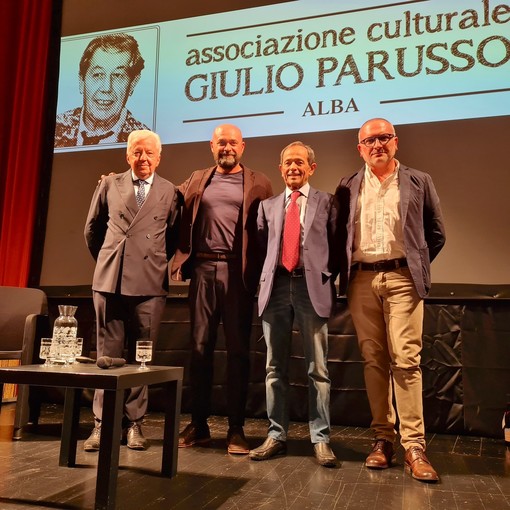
left=193, top=170, right=243, bottom=254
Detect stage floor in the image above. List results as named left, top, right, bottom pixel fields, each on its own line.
left=0, top=403, right=509, bottom=509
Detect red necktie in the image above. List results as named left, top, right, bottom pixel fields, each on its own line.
left=282, top=190, right=301, bottom=272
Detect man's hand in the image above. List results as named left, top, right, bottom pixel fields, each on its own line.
left=98, top=172, right=116, bottom=184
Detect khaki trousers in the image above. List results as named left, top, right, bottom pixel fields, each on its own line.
left=348, top=267, right=426, bottom=450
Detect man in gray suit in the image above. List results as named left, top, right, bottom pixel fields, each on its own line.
left=335, top=118, right=445, bottom=482
left=249, top=141, right=339, bottom=467
left=84, top=129, right=179, bottom=451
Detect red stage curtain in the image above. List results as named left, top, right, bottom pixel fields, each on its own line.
left=0, top=0, right=56, bottom=286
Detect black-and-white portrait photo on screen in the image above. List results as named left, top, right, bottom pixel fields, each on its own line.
left=54, top=28, right=159, bottom=150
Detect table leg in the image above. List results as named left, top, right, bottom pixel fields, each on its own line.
left=161, top=378, right=182, bottom=477
left=59, top=387, right=82, bottom=467
left=95, top=389, right=123, bottom=510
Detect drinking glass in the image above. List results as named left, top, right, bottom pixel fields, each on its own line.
left=68, top=337, right=83, bottom=364
left=39, top=338, right=53, bottom=366
left=135, top=340, right=152, bottom=369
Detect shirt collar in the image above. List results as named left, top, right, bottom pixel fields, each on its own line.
left=131, top=171, right=155, bottom=186
left=285, top=182, right=310, bottom=200
left=364, top=160, right=400, bottom=184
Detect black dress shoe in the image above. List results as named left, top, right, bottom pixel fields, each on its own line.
left=249, top=437, right=286, bottom=461
left=314, top=442, right=337, bottom=467
left=84, top=426, right=101, bottom=452
left=126, top=423, right=149, bottom=450
left=179, top=422, right=211, bottom=448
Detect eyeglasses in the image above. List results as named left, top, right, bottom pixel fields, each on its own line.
left=359, top=134, right=395, bottom=147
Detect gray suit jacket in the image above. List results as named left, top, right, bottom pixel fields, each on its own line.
left=84, top=170, right=180, bottom=296
left=335, top=164, right=446, bottom=299
left=257, top=186, right=339, bottom=318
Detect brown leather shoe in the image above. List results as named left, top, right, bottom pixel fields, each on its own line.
left=314, top=442, right=337, bottom=468
left=249, top=437, right=286, bottom=461
left=226, top=426, right=249, bottom=454
left=405, top=446, right=439, bottom=482
left=178, top=422, right=211, bottom=448
left=365, top=439, right=395, bottom=469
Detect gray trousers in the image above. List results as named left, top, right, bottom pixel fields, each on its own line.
left=92, top=291, right=166, bottom=424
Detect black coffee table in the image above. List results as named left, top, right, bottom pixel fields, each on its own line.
left=0, top=363, right=183, bottom=510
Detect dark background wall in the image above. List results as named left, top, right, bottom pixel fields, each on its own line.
left=39, top=0, right=510, bottom=287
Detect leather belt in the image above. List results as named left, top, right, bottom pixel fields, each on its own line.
left=276, top=266, right=304, bottom=277
left=354, top=258, right=407, bottom=272
left=195, top=252, right=237, bottom=261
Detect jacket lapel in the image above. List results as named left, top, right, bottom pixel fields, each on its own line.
left=242, top=165, right=254, bottom=229
left=303, top=187, right=318, bottom=243
left=192, top=167, right=215, bottom=222
left=274, top=192, right=286, bottom=241
left=116, top=171, right=138, bottom=221
left=398, top=165, right=410, bottom=226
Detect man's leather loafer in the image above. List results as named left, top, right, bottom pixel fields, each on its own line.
left=178, top=422, right=211, bottom=448
left=126, top=423, right=149, bottom=450
left=365, top=439, right=395, bottom=469
left=405, top=446, right=439, bottom=482
left=227, top=426, right=249, bottom=454
left=84, top=426, right=101, bottom=452
left=249, top=437, right=286, bottom=461
left=314, top=442, right=337, bottom=467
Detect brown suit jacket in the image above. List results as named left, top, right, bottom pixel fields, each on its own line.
left=84, top=170, right=180, bottom=296
left=171, top=165, right=273, bottom=295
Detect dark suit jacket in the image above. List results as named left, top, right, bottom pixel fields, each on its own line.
left=335, top=164, right=446, bottom=299
left=170, top=165, right=273, bottom=295
left=257, top=187, right=339, bottom=318
left=84, top=170, right=180, bottom=296
left=55, top=107, right=149, bottom=148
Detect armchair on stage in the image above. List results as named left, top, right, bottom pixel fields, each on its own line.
left=0, top=286, right=50, bottom=438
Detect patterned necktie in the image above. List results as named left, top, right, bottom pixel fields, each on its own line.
left=282, top=190, right=301, bottom=272
left=136, top=180, right=146, bottom=208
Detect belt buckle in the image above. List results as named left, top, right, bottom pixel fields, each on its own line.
left=291, top=268, right=304, bottom=277
left=373, top=262, right=385, bottom=272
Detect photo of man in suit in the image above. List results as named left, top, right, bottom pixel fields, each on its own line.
left=55, top=32, right=149, bottom=148
left=83, top=129, right=180, bottom=451
left=249, top=141, right=339, bottom=467
left=335, top=117, right=445, bottom=481
left=172, top=124, right=273, bottom=454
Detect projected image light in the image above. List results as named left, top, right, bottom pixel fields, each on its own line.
left=54, top=0, right=510, bottom=151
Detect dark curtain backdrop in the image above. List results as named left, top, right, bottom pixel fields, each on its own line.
left=0, top=0, right=61, bottom=287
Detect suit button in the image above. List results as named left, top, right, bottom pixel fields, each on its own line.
left=126, top=234, right=131, bottom=238
left=146, top=234, right=151, bottom=239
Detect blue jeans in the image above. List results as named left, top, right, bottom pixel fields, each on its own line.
left=262, top=272, right=331, bottom=443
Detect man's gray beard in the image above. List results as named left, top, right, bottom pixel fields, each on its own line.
left=217, top=155, right=238, bottom=170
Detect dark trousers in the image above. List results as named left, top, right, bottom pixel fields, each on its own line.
left=188, top=259, right=253, bottom=428
left=92, top=291, right=166, bottom=424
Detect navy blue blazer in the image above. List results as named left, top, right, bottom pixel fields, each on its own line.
left=335, top=164, right=446, bottom=299
left=257, top=186, right=340, bottom=318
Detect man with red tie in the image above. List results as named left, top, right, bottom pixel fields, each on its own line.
left=249, top=141, right=340, bottom=467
